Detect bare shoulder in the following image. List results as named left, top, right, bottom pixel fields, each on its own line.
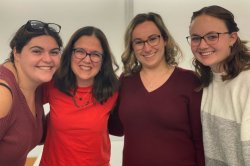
left=0, top=79, right=13, bottom=118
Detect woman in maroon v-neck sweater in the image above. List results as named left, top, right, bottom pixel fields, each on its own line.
left=109, top=12, right=205, bottom=166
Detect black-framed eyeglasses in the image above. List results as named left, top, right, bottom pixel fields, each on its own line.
left=186, top=32, right=230, bottom=46
left=132, top=34, right=161, bottom=50
left=25, top=20, right=61, bottom=33
left=72, top=48, right=103, bottom=63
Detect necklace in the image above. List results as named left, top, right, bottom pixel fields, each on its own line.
left=72, top=87, right=93, bottom=108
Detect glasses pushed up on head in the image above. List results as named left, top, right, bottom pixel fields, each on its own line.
left=186, top=32, right=230, bottom=47
left=25, top=20, right=61, bottom=33
left=132, top=34, right=161, bottom=50
left=72, top=48, right=103, bottom=63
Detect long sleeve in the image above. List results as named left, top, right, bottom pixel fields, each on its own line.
left=241, top=85, right=250, bottom=165
left=108, top=74, right=124, bottom=136
left=188, top=88, right=205, bottom=166
left=108, top=99, right=124, bottom=136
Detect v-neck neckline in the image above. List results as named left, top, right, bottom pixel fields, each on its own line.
left=139, top=67, right=176, bottom=93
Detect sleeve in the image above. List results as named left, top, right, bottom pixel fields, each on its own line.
left=39, top=110, right=47, bottom=145
left=42, top=82, right=50, bottom=104
left=108, top=100, right=124, bottom=136
left=108, top=74, right=124, bottom=136
left=188, top=75, right=205, bottom=166
left=0, top=83, right=12, bottom=141
left=241, top=89, right=250, bottom=165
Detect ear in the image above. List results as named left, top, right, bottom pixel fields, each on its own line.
left=229, top=32, right=238, bottom=46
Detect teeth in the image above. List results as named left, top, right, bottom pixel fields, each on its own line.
left=38, top=66, right=52, bottom=70
left=143, top=53, right=155, bottom=58
left=200, top=51, right=213, bottom=56
left=79, top=65, right=91, bottom=70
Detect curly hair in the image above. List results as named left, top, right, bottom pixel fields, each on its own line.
left=122, top=12, right=182, bottom=76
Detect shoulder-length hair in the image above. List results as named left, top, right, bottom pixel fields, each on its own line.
left=122, top=12, right=182, bottom=76
left=54, top=26, right=119, bottom=104
left=190, top=5, right=250, bottom=88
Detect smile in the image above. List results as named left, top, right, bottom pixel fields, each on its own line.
left=199, top=51, right=214, bottom=56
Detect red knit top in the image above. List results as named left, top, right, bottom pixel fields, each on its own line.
left=40, top=82, right=118, bottom=166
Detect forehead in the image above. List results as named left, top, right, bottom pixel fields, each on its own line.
left=132, top=21, right=160, bottom=39
left=26, top=35, right=58, bottom=48
left=74, top=35, right=103, bottom=52
left=189, top=15, right=228, bottom=35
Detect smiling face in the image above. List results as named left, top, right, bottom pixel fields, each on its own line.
left=14, top=35, right=61, bottom=86
left=189, top=15, right=237, bottom=72
left=71, top=35, right=103, bottom=87
left=132, top=21, right=166, bottom=70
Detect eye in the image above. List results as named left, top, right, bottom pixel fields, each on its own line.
left=148, top=35, right=159, bottom=42
left=50, top=49, right=61, bottom=56
left=206, top=33, right=219, bottom=41
left=74, top=48, right=86, bottom=55
left=133, top=40, right=144, bottom=45
left=91, top=52, right=102, bottom=58
left=191, top=36, right=201, bottom=43
left=31, top=49, right=43, bottom=55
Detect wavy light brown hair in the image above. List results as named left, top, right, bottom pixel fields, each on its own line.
left=122, top=12, right=182, bottom=76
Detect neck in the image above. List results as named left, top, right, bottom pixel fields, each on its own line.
left=5, top=62, right=38, bottom=93
left=141, top=63, right=172, bottom=76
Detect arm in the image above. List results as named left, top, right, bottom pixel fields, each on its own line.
left=108, top=74, right=124, bottom=136
left=241, top=92, right=250, bottom=165
left=39, top=82, right=51, bottom=144
left=108, top=101, right=124, bottom=136
left=188, top=88, right=205, bottom=166
left=0, top=81, right=13, bottom=141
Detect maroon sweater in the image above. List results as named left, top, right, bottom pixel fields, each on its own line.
left=0, top=65, right=45, bottom=166
left=109, top=67, right=205, bottom=166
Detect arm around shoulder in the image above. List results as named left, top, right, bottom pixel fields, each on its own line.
left=108, top=103, right=124, bottom=136
left=0, top=82, right=13, bottom=118
left=0, top=81, right=13, bottom=140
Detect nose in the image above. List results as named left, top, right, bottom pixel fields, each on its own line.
left=82, top=53, right=92, bottom=63
left=42, top=52, right=52, bottom=62
left=198, top=38, right=209, bottom=48
left=142, top=42, right=152, bottom=52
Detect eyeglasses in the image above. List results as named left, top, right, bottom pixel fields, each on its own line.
left=25, top=20, right=61, bottom=33
left=132, top=34, right=161, bottom=50
left=72, top=48, right=103, bottom=63
left=186, top=32, right=230, bottom=46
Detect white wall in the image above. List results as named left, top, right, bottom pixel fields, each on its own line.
left=134, top=0, right=250, bottom=69
left=1, top=0, right=250, bottom=165
left=0, top=0, right=126, bottom=69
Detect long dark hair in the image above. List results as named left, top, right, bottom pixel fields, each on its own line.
left=190, top=5, right=250, bottom=88
left=54, top=26, right=119, bottom=104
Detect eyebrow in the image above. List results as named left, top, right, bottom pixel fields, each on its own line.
left=132, top=34, right=159, bottom=40
left=30, top=46, right=60, bottom=50
left=74, top=47, right=103, bottom=53
left=191, top=31, right=221, bottom=36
